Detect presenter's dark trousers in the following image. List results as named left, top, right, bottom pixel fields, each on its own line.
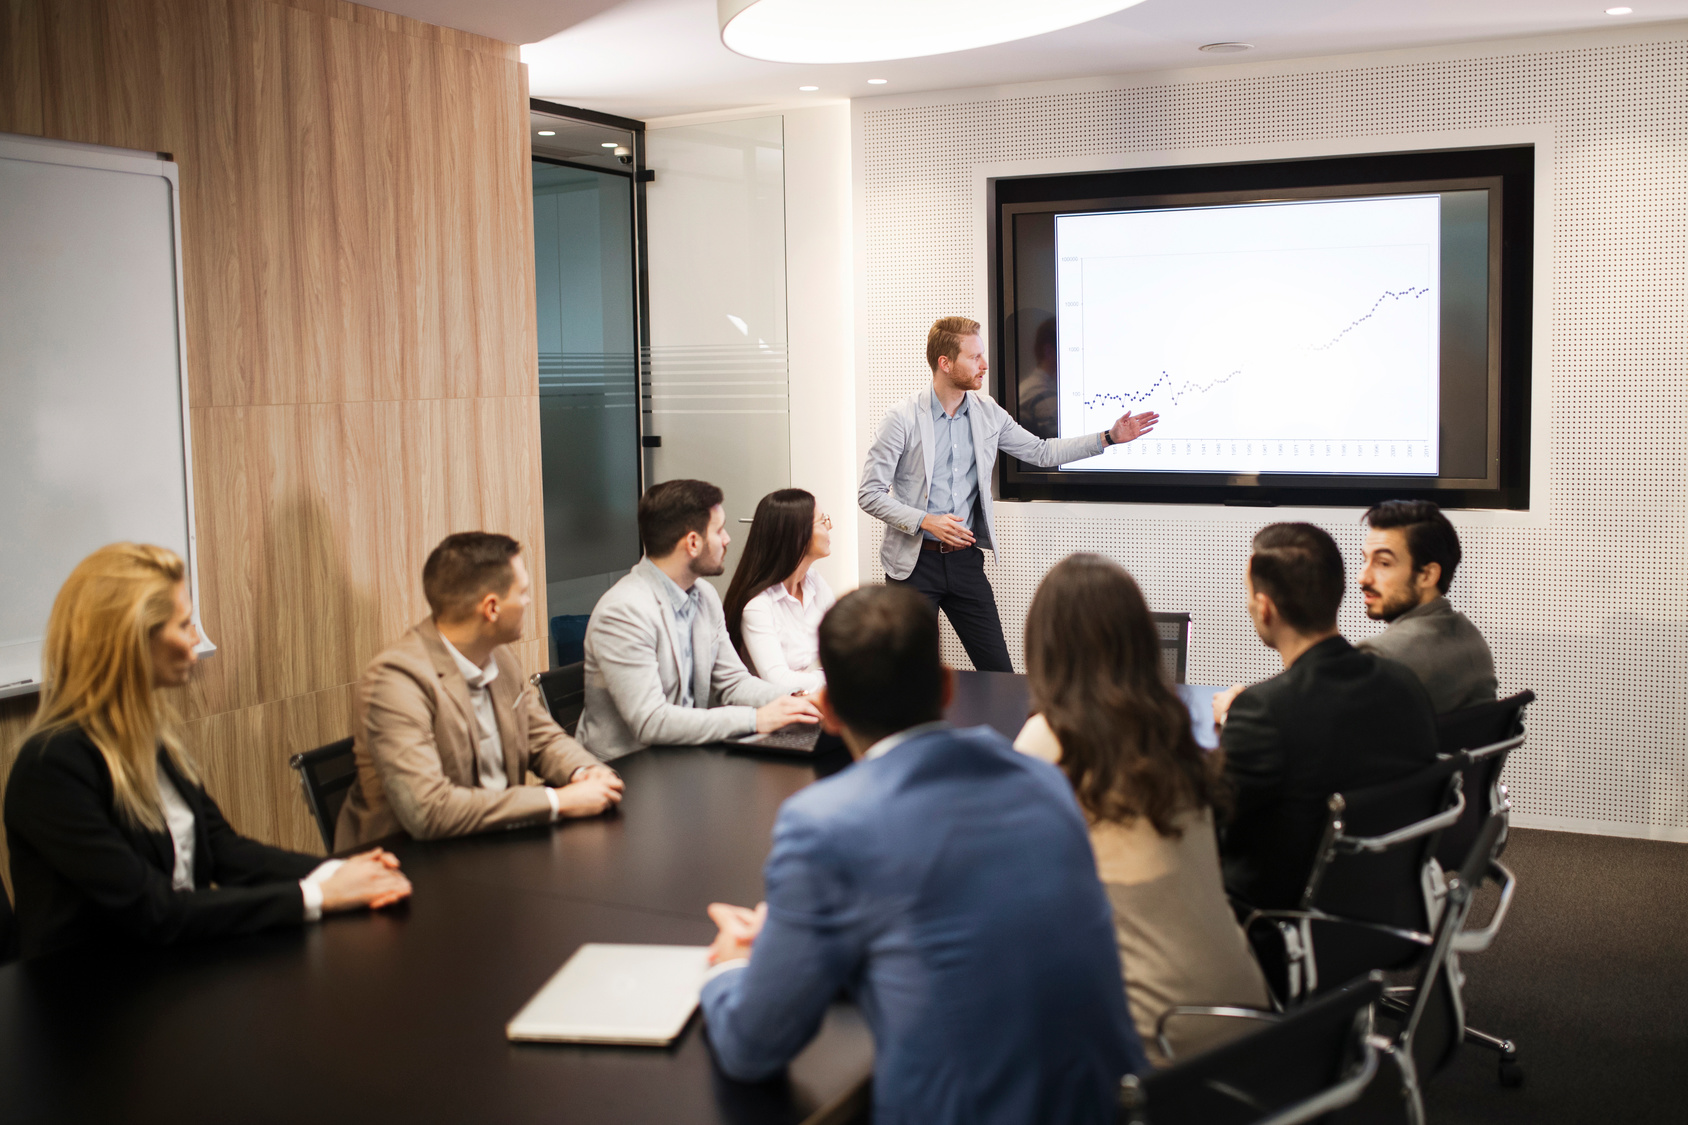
left=888, top=544, right=1014, bottom=673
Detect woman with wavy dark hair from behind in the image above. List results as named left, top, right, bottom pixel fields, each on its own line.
left=722, top=489, right=835, bottom=692
left=1017, top=553, right=1267, bottom=1067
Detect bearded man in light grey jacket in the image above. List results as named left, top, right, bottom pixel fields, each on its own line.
left=858, top=316, right=1160, bottom=671
left=577, top=479, right=821, bottom=761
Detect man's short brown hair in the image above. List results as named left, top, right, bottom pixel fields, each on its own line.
left=423, top=532, right=521, bottom=620
left=926, top=316, right=981, bottom=372
left=818, top=585, right=944, bottom=744
left=638, top=479, right=724, bottom=558
left=1248, top=522, right=1345, bottom=634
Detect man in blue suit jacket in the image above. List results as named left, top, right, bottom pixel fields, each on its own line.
left=701, top=585, right=1147, bottom=1125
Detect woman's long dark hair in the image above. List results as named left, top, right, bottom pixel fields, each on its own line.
left=723, top=489, right=817, bottom=670
left=1024, top=553, right=1223, bottom=838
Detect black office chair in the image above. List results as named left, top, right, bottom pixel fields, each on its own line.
left=288, top=737, right=357, bottom=853
left=1365, top=813, right=1512, bottom=1123
left=1243, top=756, right=1466, bottom=1006
left=1119, top=973, right=1384, bottom=1125
left=1433, top=690, right=1533, bottom=1086
left=1150, top=611, right=1191, bottom=684
left=532, top=661, right=586, bottom=736
left=0, top=881, right=18, bottom=965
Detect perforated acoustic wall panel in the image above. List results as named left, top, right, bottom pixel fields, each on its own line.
left=858, top=37, right=1688, bottom=840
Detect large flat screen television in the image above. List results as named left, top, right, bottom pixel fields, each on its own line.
left=993, top=146, right=1532, bottom=509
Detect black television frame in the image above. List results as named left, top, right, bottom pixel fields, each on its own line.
left=991, top=146, right=1533, bottom=510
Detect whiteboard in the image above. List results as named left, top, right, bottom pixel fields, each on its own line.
left=0, top=132, right=210, bottom=699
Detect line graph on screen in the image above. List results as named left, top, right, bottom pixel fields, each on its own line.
left=1055, top=195, right=1443, bottom=476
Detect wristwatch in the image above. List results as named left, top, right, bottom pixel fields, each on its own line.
left=1101, top=428, right=1116, bottom=446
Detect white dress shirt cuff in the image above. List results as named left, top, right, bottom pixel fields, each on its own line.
left=705, top=958, right=750, bottom=983
left=546, top=785, right=562, bottom=822
left=299, top=859, right=345, bottom=923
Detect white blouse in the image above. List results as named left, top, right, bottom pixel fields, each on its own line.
left=740, top=570, right=836, bottom=693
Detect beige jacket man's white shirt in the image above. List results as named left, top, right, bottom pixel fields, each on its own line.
left=335, top=618, right=600, bottom=851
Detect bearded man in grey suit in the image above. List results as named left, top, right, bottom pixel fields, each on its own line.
left=1357, top=500, right=1498, bottom=714
left=576, top=479, right=821, bottom=761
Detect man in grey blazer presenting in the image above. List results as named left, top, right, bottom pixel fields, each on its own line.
left=577, top=479, right=821, bottom=761
left=858, top=317, right=1160, bottom=671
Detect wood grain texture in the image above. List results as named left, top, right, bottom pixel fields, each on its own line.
left=0, top=0, right=546, bottom=865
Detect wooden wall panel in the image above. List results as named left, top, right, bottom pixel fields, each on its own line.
left=0, top=0, right=546, bottom=866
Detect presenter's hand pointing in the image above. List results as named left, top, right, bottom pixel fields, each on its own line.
left=920, top=513, right=975, bottom=548
left=1109, top=411, right=1160, bottom=445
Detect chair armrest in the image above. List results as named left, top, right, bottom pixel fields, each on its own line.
left=1452, top=860, right=1516, bottom=953
left=1255, top=1034, right=1381, bottom=1125
left=1154, top=1004, right=1278, bottom=1063
left=1245, top=908, right=1435, bottom=950
left=1337, top=789, right=1466, bottom=854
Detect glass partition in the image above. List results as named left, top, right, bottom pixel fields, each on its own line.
left=644, top=116, right=790, bottom=595
left=532, top=120, right=643, bottom=662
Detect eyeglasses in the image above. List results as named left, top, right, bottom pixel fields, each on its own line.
left=814, top=513, right=833, bottom=530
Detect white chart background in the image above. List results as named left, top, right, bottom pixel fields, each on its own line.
left=1057, top=196, right=1441, bottom=475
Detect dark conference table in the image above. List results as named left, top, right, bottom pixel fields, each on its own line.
left=0, top=672, right=1218, bottom=1124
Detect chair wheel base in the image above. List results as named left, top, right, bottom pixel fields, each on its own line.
left=1498, top=1058, right=1524, bottom=1088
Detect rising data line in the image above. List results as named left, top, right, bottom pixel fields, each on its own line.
left=1309, top=286, right=1431, bottom=352
left=1079, top=285, right=1431, bottom=410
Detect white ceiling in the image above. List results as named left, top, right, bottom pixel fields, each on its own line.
left=370, top=0, right=1688, bottom=120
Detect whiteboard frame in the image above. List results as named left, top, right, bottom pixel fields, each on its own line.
left=0, top=132, right=213, bottom=701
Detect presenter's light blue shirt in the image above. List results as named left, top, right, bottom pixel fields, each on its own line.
left=641, top=557, right=701, bottom=707
left=924, top=395, right=978, bottom=540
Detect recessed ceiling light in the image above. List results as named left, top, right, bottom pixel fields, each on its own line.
left=1606, top=5, right=1633, bottom=12
left=1198, top=42, right=1254, bottom=53
left=720, top=0, right=1151, bottom=64
left=799, top=85, right=819, bottom=91
left=867, top=78, right=888, bottom=84
left=601, top=142, right=618, bottom=148
left=536, top=130, right=556, bottom=136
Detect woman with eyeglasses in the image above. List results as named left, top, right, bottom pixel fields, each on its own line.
left=4, top=543, right=412, bottom=958
left=722, top=489, right=836, bottom=693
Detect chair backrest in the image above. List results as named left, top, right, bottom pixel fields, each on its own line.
left=1121, top=974, right=1384, bottom=1125
left=1151, top=612, right=1191, bottom=685
left=0, top=880, right=18, bottom=965
left=533, top=662, right=586, bottom=736
left=1295, top=756, right=1465, bottom=988
left=288, top=737, right=357, bottom=853
left=1434, top=690, right=1533, bottom=870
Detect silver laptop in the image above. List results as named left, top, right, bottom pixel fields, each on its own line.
left=506, top=943, right=712, bottom=1046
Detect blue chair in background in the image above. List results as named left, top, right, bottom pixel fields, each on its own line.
left=551, top=614, right=591, bottom=667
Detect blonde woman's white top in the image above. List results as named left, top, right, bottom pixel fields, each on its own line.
left=739, top=570, right=836, bottom=693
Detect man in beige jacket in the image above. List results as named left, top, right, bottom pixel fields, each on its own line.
left=336, top=532, right=623, bottom=851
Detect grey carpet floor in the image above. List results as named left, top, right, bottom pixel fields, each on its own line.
left=1421, top=827, right=1688, bottom=1123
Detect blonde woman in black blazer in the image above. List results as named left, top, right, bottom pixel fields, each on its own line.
left=4, top=543, right=411, bottom=959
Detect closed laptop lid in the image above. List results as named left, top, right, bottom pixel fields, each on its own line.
left=506, top=944, right=711, bottom=1046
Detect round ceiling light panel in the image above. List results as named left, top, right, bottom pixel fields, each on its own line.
left=719, top=0, right=1149, bottom=63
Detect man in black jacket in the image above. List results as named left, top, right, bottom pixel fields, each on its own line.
left=1212, top=522, right=1438, bottom=911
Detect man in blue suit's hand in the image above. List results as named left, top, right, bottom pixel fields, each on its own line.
left=700, top=585, right=1148, bottom=1125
